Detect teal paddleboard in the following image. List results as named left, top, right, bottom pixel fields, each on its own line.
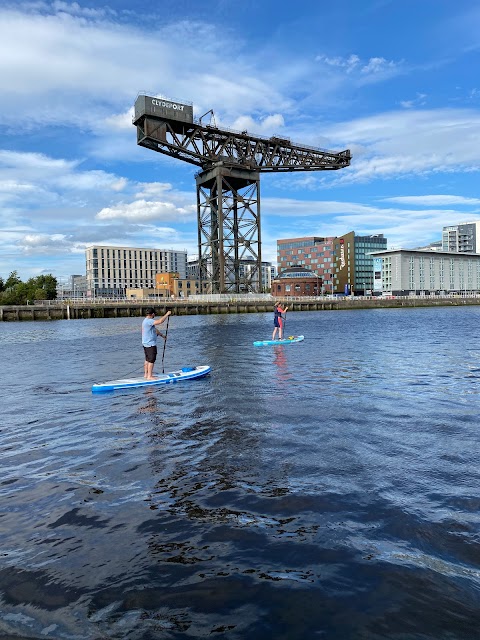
left=253, top=335, right=304, bottom=347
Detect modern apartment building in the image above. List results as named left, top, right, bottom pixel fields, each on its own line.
left=335, top=232, right=388, bottom=295
left=277, top=236, right=335, bottom=293
left=442, top=221, right=480, bottom=253
left=278, top=233, right=388, bottom=295
left=85, top=245, right=187, bottom=297
left=371, top=249, right=480, bottom=295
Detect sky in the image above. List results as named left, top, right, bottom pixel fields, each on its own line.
left=1, top=0, right=480, bottom=281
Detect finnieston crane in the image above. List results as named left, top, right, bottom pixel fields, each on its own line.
left=133, top=94, right=351, bottom=294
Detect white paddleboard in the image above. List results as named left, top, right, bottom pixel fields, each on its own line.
left=92, top=365, right=211, bottom=393
left=253, top=335, right=305, bottom=347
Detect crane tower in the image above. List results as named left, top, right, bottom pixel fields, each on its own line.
left=133, top=94, right=351, bottom=293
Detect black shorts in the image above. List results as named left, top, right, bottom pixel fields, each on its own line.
left=143, top=345, right=157, bottom=363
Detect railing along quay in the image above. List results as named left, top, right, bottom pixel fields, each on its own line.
left=2, top=294, right=480, bottom=321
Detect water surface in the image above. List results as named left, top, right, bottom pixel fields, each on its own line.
left=1, top=306, right=480, bottom=639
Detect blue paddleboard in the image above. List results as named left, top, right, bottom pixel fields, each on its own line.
left=253, top=335, right=304, bottom=347
left=92, top=365, right=211, bottom=393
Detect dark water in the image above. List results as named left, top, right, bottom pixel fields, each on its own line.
left=1, top=306, right=480, bottom=639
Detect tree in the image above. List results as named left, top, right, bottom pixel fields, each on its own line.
left=0, top=272, right=58, bottom=304
left=27, top=275, right=58, bottom=300
left=5, top=271, right=22, bottom=289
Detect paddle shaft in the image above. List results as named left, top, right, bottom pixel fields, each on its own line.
left=161, top=315, right=170, bottom=373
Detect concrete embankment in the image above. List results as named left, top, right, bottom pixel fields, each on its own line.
left=1, top=296, right=480, bottom=321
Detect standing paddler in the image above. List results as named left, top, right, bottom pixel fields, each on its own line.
left=142, top=307, right=171, bottom=379
left=272, top=302, right=288, bottom=341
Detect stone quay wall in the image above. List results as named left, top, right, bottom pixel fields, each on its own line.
left=2, top=295, right=480, bottom=321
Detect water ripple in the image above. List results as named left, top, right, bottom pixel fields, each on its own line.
left=2, top=308, right=480, bottom=638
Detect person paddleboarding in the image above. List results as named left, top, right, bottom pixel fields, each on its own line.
left=142, top=307, right=171, bottom=379
left=272, top=302, right=288, bottom=341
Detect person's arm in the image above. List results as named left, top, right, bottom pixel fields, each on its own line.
left=153, top=310, right=171, bottom=326
left=156, top=329, right=166, bottom=340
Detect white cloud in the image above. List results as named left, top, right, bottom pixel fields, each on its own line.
left=400, top=93, right=427, bottom=109
left=0, top=5, right=291, bottom=135
left=104, top=109, right=135, bottom=131
left=96, top=199, right=195, bottom=222
left=262, top=196, right=480, bottom=249
left=322, top=108, right=480, bottom=184
left=315, top=53, right=403, bottom=84
left=135, top=183, right=176, bottom=198
left=382, top=195, right=480, bottom=206
left=0, top=150, right=130, bottom=211
left=230, top=113, right=285, bottom=135
left=315, top=54, right=361, bottom=72
left=21, top=233, right=69, bottom=251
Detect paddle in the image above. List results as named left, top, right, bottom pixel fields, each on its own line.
left=161, top=313, right=170, bottom=373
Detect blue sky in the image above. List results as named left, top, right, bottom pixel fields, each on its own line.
left=1, top=0, right=480, bottom=280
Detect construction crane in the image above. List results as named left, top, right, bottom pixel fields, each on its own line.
left=133, top=94, right=351, bottom=294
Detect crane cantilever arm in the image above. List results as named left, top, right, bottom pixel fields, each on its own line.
left=135, top=114, right=351, bottom=172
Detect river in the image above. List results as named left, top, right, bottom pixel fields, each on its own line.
left=1, top=306, right=480, bottom=639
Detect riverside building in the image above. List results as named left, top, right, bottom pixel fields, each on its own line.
left=85, top=245, right=187, bottom=298
left=272, top=266, right=320, bottom=297
left=186, top=258, right=274, bottom=293
left=335, top=232, right=388, bottom=295
left=370, top=249, right=480, bottom=295
left=442, top=221, right=480, bottom=253
left=277, top=233, right=387, bottom=295
left=277, top=236, right=335, bottom=294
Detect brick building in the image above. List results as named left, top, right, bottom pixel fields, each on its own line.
left=277, top=237, right=335, bottom=294
left=271, top=266, right=321, bottom=297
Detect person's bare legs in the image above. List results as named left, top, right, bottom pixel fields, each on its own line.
left=145, top=362, right=157, bottom=379
left=272, top=327, right=278, bottom=340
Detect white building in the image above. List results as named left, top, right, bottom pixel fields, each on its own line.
left=187, top=258, right=274, bottom=292
left=85, top=245, right=187, bottom=297
left=442, top=221, right=480, bottom=253
left=371, top=249, right=480, bottom=295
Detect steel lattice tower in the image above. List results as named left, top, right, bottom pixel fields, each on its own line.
left=133, top=94, right=351, bottom=293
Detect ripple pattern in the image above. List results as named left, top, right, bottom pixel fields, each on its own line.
left=1, top=307, right=480, bottom=639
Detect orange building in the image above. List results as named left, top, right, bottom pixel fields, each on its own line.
left=127, top=273, right=200, bottom=299
left=155, top=272, right=179, bottom=296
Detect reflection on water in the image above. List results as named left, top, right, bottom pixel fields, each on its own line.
left=1, top=307, right=480, bottom=638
